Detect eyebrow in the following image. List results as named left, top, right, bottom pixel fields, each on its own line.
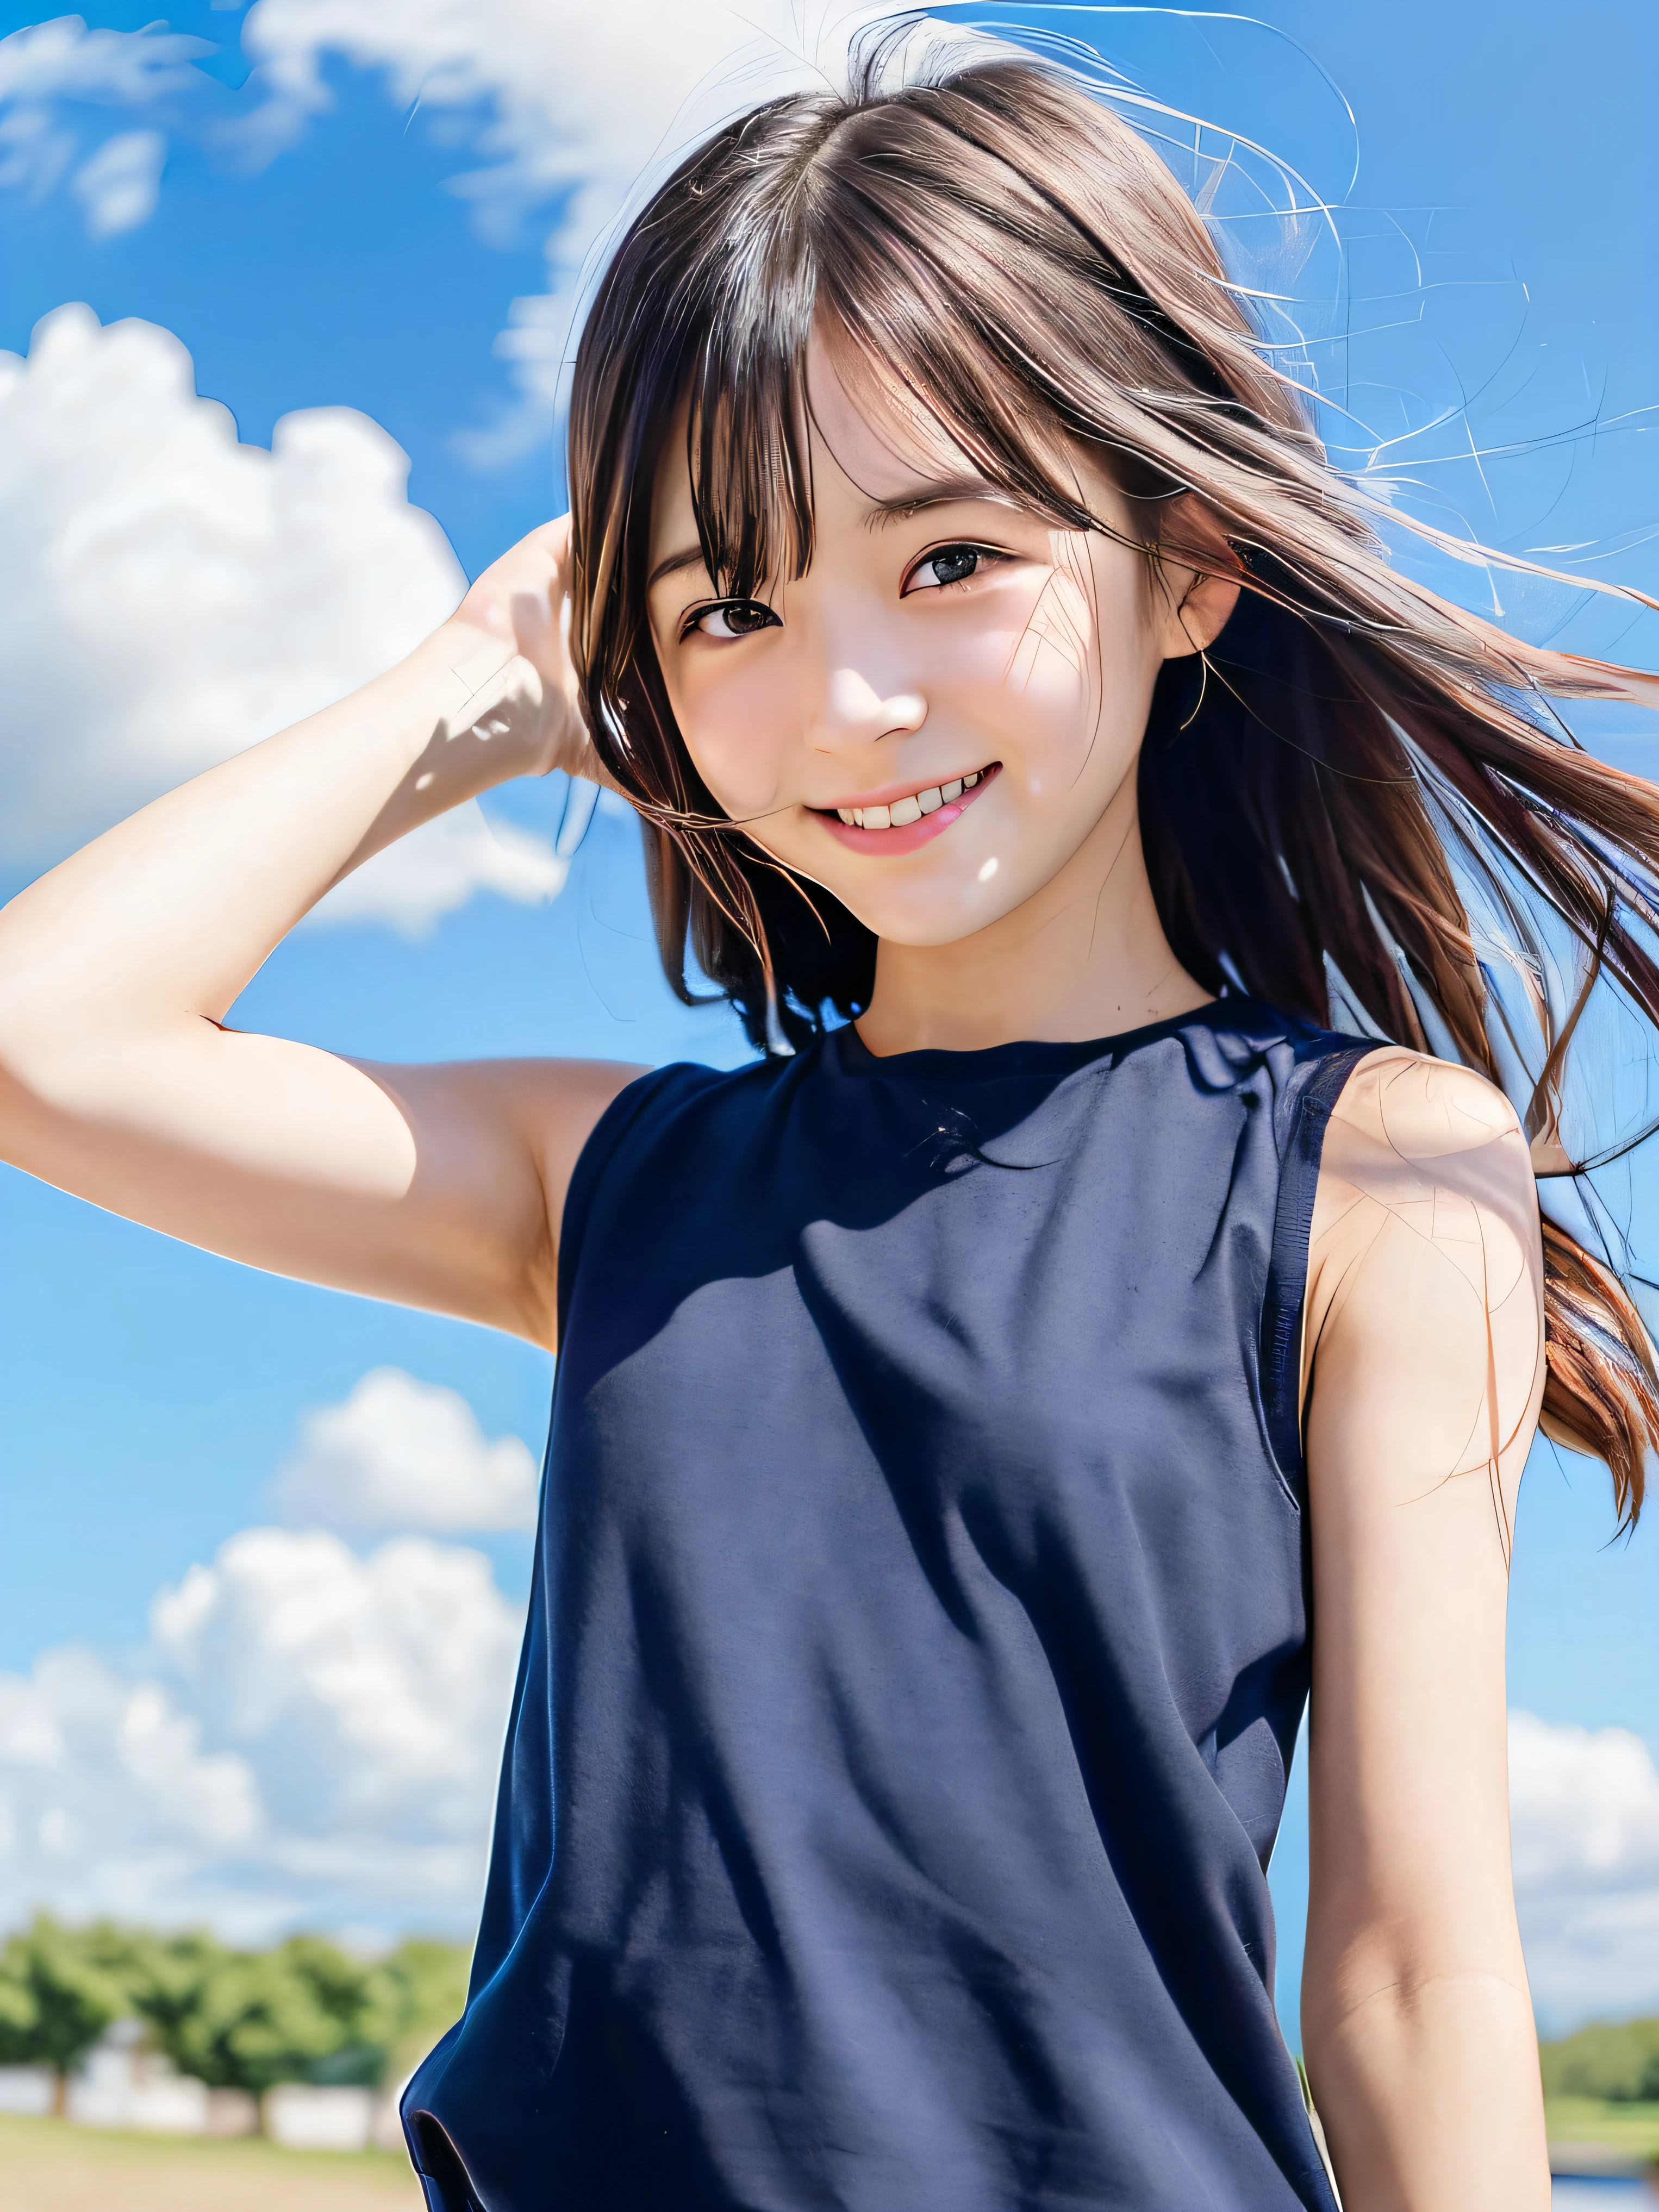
left=647, top=544, right=712, bottom=592
left=646, top=475, right=1016, bottom=593
left=863, top=474, right=1015, bottom=528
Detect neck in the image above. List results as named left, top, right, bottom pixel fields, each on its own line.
left=855, top=775, right=1212, bottom=1056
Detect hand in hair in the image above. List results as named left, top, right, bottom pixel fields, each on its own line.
left=447, top=514, right=613, bottom=788
left=1300, top=1048, right=1550, bottom=2211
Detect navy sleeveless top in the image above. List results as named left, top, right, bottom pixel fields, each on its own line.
left=405, top=1000, right=1368, bottom=2212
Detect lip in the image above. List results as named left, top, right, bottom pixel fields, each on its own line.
left=810, top=763, right=1000, bottom=857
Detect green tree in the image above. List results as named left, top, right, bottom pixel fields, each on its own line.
left=1540, top=2017, right=1659, bottom=2103
left=0, top=1915, right=134, bottom=2113
left=120, top=1927, right=226, bottom=2058
left=0, top=1951, right=37, bottom=2063
left=364, top=1938, right=471, bottom=2089
left=145, top=1934, right=368, bottom=2098
left=0, top=1917, right=473, bottom=2120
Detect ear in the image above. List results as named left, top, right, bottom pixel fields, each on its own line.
left=1150, top=495, right=1242, bottom=661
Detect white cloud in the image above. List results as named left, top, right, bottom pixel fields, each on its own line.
left=0, top=17, right=210, bottom=236
left=0, top=16, right=209, bottom=108
left=238, top=0, right=949, bottom=464
left=275, top=1367, right=542, bottom=1533
left=0, top=11, right=984, bottom=459
left=1510, top=1709, right=1659, bottom=2030
left=0, top=100, right=75, bottom=203
left=5, top=1581, right=1659, bottom=1987
left=0, top=301, right=569, bottom=929
left=70, top=126, right=165, bottom=237
left=0, top=1363, right=542, bottom=1939
left=0, top=1529, right=525, bottom=1942
left=313, top=807, right=568, bottom=940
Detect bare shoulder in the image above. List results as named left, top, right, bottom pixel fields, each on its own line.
left=1303, top=1048, right=1544, bottom=1447
left=1321, top=1044, right=1524, bottom=1179
left=1313, top=1046, right=1537, bottom=1260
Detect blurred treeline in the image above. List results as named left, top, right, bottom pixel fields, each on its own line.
left=0, top=1914, right=467, bottom=2106
left=6, top=1911, right=1654, bottom=2115
left=1541, top=2019, right=1659, bottom=2104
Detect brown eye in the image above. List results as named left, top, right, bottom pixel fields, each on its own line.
left=691, top=599, right=779, bottom=640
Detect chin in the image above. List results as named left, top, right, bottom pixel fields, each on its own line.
left=833, top=883, right=1028, bottom=947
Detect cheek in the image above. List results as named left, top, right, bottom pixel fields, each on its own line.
left=1002, top=569, right=1094, bottom=722
left=971, top=566, right=1156, bottom=784
left=670, top=660, right=795, bottom=819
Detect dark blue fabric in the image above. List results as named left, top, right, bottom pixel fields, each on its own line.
left=404, top=1000, right=1369, bottom=2211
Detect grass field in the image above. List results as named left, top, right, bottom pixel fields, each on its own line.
left=1547, top=2099, right=1659, bottom=2166
left=6, top=2098, right=1654, bottom=2204
left=0, top=2113, right=426, bottom=2210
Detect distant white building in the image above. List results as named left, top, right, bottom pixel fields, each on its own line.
left=4, top=2020, right=406, bottom=2151
left=0, top=2065, right=53, bottom=2116
left=66, top=2019, right=209, bottom=2133
left=263, top=2080, right=375, bottom=2152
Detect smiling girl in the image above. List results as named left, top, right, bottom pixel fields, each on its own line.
left=3, top=43, right=1658, bottom=2212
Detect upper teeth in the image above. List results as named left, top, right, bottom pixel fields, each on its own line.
left=839, top=771, right=980, bottom=829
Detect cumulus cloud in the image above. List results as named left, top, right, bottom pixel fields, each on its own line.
left=0, top=1362, right=542, bottom=1938
left=275, top=1367, right=542, bottom=1534
left=3, top=1580, right=1657, bottom=1986
left=1511, top=1709, right=1659, bottom=2030
left=238, top=0, right=945, bottom=464
left=0, top=301, right=569, bottom=929
left=0, top=1529, right=525, bottom=1942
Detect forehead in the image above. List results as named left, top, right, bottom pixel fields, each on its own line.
left=802, top=327, right=980, bottom=501
left=647, top=327, right=984, bottom=556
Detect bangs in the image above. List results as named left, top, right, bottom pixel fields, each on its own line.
left=682, top=232, right=817, bottom=607
left=678, top=71, right=1245, bottom=604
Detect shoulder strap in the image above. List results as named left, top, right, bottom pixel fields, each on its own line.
left=1260, top=1042, right=1379, bottom=1501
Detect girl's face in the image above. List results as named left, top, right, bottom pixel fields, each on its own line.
left=647, top=333, right=1230, bottom=951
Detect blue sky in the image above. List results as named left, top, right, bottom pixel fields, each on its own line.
left=0, top=0, right=1656, bottom=2038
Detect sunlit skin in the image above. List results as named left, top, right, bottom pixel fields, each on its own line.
left=647, top=335, right=1236, bottom=1054
left=0, top=334, right=1549, bottom=2210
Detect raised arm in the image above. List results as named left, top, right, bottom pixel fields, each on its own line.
left=1299, top=1049, right=1550, bottom=2212
left=0, top=520, right=644, bottom=1348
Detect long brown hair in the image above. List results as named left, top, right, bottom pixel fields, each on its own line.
left=566, top=42, right=1659, bottom=1519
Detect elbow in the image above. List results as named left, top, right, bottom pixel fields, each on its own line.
left=0, top=913, right=165, bottom=1127
left=0, top=981, right=75, bottom=1120
left=0, top=972, right=55, bottom=1132
left=1302, top=1960, right=1535, bottom=2053
left=0, top=973, right=140, bottom=1155
left=0, top=913, right=72, bottom=1096
left=1300, top=1952, right=1542, bottom=2132
left=1300, top=1965, right=1548, bottom=2209
left=0, top=1043, right=74, bottom=1167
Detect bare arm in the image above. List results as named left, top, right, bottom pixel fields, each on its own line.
left=0, top=520, right=643, bottom=1348
left=1299, top=1050, right=1549, bottom=2212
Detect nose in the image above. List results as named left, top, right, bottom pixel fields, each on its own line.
left=809, top=664, right=927, bottom=752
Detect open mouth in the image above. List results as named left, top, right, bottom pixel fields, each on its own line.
left=810, top=763, right=999, bottom=853
left=832, top=767, right=987, bottom=830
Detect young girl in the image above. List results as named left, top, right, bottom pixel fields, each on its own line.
left=2, top=45, right=1656, bottom=2212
